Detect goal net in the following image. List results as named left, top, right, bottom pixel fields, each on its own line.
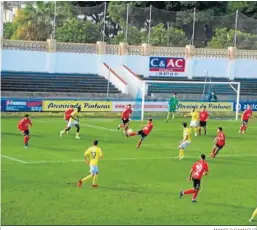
left=138, top=80, right=241, bottom=121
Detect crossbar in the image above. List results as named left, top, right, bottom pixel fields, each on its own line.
left=144, top=80, right=240, bottom=85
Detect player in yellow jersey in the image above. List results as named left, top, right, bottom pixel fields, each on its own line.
left=60, top=105, right=81, bottom=139
left=249, top=207, right=257, bottom=222
left=184, top=107, right=199, bottom=137
left=77, top=140, right=103, bottom=188
left=176, top=122, right=191, bottom=160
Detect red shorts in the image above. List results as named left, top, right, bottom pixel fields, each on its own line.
left=216, top=143, right=225, bottom=149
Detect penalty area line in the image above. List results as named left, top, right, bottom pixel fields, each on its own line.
left=1, top=155, right=28, bottom=164
left=24, top=154, right=257, bottom=164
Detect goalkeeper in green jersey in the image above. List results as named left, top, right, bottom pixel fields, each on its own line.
left=166, top=93, right=179, bottom=122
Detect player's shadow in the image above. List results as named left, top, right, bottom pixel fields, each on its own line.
left=76, top=135, right=125, bottom=144
left=229, top=136, right=257, bottom=141
left=1, top=132, right=42, bottom=137
left=225, top=157, right=257, bottom=163
left=206, top=202, right=252, bottom=211
left=98, top=185, right=177, bottom=196
left=33, top=145, right=72, bottom=152
left=208, top=160, right=251, bottom=166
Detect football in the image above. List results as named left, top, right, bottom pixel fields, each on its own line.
left=127, top=129, right=133, bottom=134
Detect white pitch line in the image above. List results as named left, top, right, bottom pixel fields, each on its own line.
left=23, top=154, right=257, bottom=164
left=1, top=155, right=28, bottom=163
left=83, top=123, right=117, bottom=132
left=36, top=119, right=118, bottom=132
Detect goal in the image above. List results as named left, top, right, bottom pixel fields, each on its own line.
left=138, top=80, right=241, bottom=121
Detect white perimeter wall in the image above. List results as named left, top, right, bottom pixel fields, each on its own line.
left=2, top=50, right=257, bottom=79
left=113, top=65, right=144, bottom=98
left=99, top=63, right=128, bottom=94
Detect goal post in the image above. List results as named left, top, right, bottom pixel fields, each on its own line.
left=140, top=80, right=241, bottom=121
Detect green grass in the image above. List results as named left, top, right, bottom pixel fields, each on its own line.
left=1, top=117, right=257, bottom=226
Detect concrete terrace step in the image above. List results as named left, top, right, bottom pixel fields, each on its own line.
left=1, top=91, right=133, bottom=99
left=1, top=71, right=124, bottom=95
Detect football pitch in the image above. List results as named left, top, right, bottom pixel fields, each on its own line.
left=1, top=117, right=257, bottom=226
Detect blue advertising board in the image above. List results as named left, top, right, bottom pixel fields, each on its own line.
left=1, top=99, right=42, bottom=112
left=233, top=101, right=257, bottom=111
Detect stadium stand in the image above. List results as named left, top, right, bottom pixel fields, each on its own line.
left=1, top=71, right=130, bottom=99
left=2, top=72, right=257, bottom=101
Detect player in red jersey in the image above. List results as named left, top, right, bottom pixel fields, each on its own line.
left=180, top=154, right=209, bottom=202
left=126, top=118, right=153, bottom=148
left=210, top=127, right=225, bottom=158
left=118, top=104, right=133, bottom=133
left=17, top=114, right=32, bottom=148
left=198, top=106, right=209, bottom=135
left=239, top=105, right=253, bottom=134
left=64, top=105, right=74, bottom=134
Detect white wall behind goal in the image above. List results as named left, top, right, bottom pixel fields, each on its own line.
left=2, top=50, right=257, bottom=79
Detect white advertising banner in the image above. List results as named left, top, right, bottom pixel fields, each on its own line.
left=112, top=101, right=234, bottom=112
left=112, top=101, right=168, bottom=112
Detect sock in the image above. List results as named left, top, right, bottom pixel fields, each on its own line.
left=76, top=132, right=79, bottom=137
left=192, top=189, right=199, bottom=200
left=243, top=125, right=247, bottom=132
left=240, top=125, right=244, bottom=131
left=92, top=175, right=98, bottom=185
left=24, top=136, right=30, bottom=146
left=137, top=140, right=142, bottom=148
left=65, top=127, right=71, bottom=132
left=204, top=128, right=206, bottom=135
left=129, top=132, right=137, bottom=136
left=179, top=149, right=184, bottom=158
left=211, top=148, right=217, bottom=157
left=212, top=147, right=216, bottom=154
left=172, top=113, right=175, bottom=119
left=183, top=189, right=195, bottom=195
left=251, top=208, right=257, bottom=220
left=166, top=112, right=170, bottom=121
left=194, top=128, right=198, bottom=135
left=199, top=128, right=201, bottom=135
left=81, top=175, right=93, bottom=183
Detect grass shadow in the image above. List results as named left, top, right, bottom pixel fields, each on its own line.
left=2, top=132, right=42, bottom=138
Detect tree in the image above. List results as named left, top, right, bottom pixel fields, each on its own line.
left=56, top=18, right=102, bottom=43
left=166, top=26, right=189, bottom=47
left=109, top=27, right=144, bottom=45
left=12, top=2, right=54, bottom=41
left=149, top=23, right=167, bottom=46
left=72, top=2, right=105, bottom=24
left=3, top=22, right=18, bottom=39
left=228, top=1, right=257, bottom=19
left=149, top=23, right=188, bottom=47
left=208, top=28, right=257, bottom=49
left=107, top=2, right=150, bottom=39
left=106, top=2, right=127, bottom=38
